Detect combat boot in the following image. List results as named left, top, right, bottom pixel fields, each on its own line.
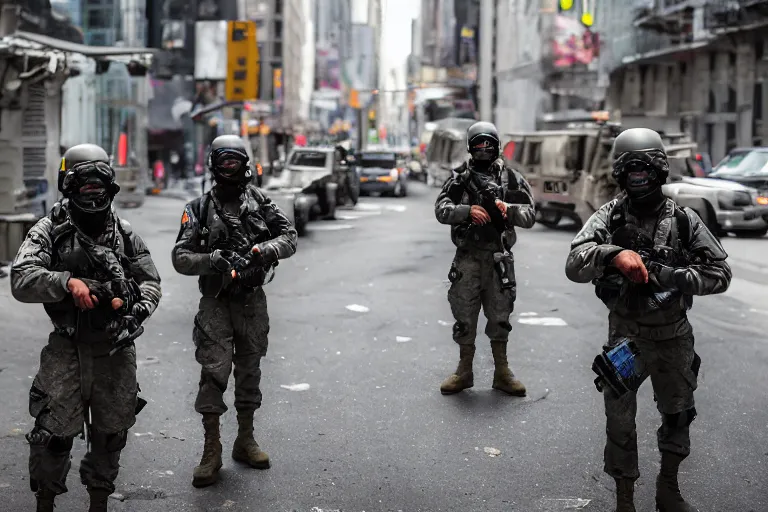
left=87, top=488, right=111, bottom=512
left=232, top=413, right=271, bottom=469
left=192, top=413, right=223, bottom=488
left=440, top=344, right=475, bottom=394
left=490, top=341, right=527, bottom=396
left=35, top=488, right=56, bottom=512
left=614, top=478, right=636, bottom=512
left=656, top=452, right=699, bottom=511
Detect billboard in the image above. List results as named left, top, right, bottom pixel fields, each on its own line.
left=552, top=15, right=599, bottom=68
left=316, top=43, right=341, bottom=91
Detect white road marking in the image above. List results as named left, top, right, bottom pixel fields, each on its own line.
left=346, top=304, right=370, bottom=313
left=483, top=447, right=501, bottom=457
left=437, top=320, right=451, bottom=326
left=395, top=336, right=412, bottom=343
left=335, top=214, right=362, bottom=220
left=355, top=202, right=382, bottom=211
left=307, top=224, right=354, bottom=231
left=385, top=204, right=407, bottom=212
left=280, top=383, right=310, bottom=391
left=518, top=312, right=538, bottom=317
left=518, top=317, right=568, bottom=326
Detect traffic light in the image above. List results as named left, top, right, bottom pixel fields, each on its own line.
left=225, top=21, right=260, bottom=102
left=558, top=0, right=573, bottom=11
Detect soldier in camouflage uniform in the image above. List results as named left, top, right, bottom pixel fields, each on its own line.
left=11, top=144, right=162, bottom=512
left=172, top=135, right=297, bottom=488
left=565, top=128, right=731, bottom=512
left=435, top=122, right=536, bottom=396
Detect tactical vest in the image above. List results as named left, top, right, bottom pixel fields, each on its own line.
left=45, top=204, right=135, bottom=334
left=594, top=198, right=693, bottom=314
left=189, top=186, right=277, bottom=291
left=450, top=162, right=520, bottom=251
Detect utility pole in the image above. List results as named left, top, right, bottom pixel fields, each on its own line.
left=479, top=0, right=494, bottom=122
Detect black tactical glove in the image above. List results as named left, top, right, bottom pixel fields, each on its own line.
left=111, top=278, right=142, bottom=312
left=221, top=250, right=251, bottom=272
left=131, top=302, right=151, bottom=325
left=210, top=249, right=233, bottom=273
left=647, top=261, right=678, bottom=290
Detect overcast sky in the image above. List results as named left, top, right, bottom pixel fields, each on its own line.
left=381, top=0, right=419, bottom=86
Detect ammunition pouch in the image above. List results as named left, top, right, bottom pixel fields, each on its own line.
left=493, top=252, right=516, bottom=292
left=592, top=338, right=645, bottom=396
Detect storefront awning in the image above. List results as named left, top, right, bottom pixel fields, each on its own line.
left=12, top=31, right=156, bottom=65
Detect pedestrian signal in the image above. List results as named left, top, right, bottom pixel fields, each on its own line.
left=226, top=21, right=260, bottom=101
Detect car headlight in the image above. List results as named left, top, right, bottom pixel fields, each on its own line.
left=718, top=190, right=753, bottom=210
left=390, top=168, right=398, bottom=178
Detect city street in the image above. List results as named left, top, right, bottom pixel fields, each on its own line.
left=1, top=182, right=767, bottom=512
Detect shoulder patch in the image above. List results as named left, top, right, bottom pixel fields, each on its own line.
left=181, top=209, right=190, bottom=225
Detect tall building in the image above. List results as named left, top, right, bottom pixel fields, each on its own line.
left=597, top=0, right=768, bottom=162
left=311, top=0, right=353, bottom=127
left=245, top=0, right=306, bottom=126
left=493, top=0, right=602, bottom=133
left=417, top=0, right=479, bottom=122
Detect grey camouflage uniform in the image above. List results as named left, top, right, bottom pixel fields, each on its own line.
left=11, top=203, right=162, bottom=495
left=435, top=160, right=536, bottom=345
left=565, top=197, right=731, bottom=480
left=172, top=184, right=297, bottom=416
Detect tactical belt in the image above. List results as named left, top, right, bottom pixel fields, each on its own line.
left=612, top=316, right=690, bottom=341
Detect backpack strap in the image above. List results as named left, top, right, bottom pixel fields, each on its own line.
left=115, top=216, right=135, bottom=258
left=197, top=192, right=212, bottom=248
left=608, top=198, right=627, bottom=233
left=671, top=206, right=690, bottom=250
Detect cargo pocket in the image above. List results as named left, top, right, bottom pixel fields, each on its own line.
left=494, top=253, right=517, bottom=304
left=29, top=383, right=51, bottom=419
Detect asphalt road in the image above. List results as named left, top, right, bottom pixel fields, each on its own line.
left=1, top=182, right=767, bottom=512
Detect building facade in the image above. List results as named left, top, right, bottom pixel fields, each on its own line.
left=598, top=0, right=768, bottom=162
left=493, top=0, right=602, bottom=134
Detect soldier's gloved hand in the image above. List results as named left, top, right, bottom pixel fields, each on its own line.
left=470, top=205, right=491, bottom=225
left=210, top=249, right=232, bottom=273
left=130, top=303, right=152, bottom=325
left=494, top=199, right=508, bottom=219
left=611, top=250, right=649, bottom=284
left=647, top=261, right=677, bottom=289
left=111, top=279, right=141, bottom=312
left=220, top=250, right=250, bottom=271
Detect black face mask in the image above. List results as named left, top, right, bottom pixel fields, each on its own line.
left=613, top=151, right=668, bottom=211
left=69, top=201, right=111, bottom=237
left=213, top=182, right=244, bottom=203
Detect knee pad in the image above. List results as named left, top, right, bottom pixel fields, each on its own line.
left=453, top=321, right=468, bottom=337
left=103, top=430, right=128, bottom=452
left=26, top=426, right=74, bottom=454
left=663, top=407, right=697, bottom=428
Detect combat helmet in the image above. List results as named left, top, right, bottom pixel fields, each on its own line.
left=58, top=144, right=119, bottom=213
left=207, top=135, right=252, bottom=186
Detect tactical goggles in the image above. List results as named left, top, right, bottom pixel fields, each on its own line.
left=61, top=161, right=115, bottom=194
left=211, top=148, right=249, bottom=176
left=469, top=136, right=499, bottom=161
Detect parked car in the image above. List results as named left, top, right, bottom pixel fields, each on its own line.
left=353, top=149, right=408, bottom=197
left=264, top=146, right=359, bottom=235
left=424, top=118, right=476, bottom=187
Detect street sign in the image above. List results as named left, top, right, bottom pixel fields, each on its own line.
left=225, top=21, right=260, bottom=102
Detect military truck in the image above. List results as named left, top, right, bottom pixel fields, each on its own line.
left=502, top=120, right=701, bottom=228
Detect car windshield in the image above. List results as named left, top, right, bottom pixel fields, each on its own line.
left=358, top=152, right=396, bottom=168
left=289, top=151, right=328, bottom=168
left=712, top=150, right=768, bottom=176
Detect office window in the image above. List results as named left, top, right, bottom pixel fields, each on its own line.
left=86, top=8, right=108, bottom=29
